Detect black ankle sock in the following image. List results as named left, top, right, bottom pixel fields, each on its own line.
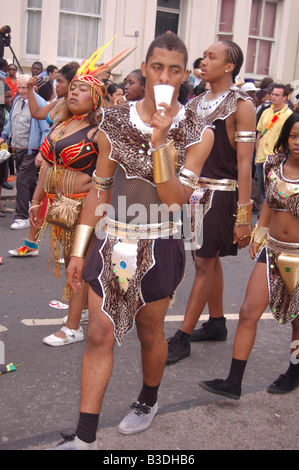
left=75, top=412, right=99, bottom=443
left=138, top=381, right=160, bottom=407
left=285, top=361, right=299, bottom=380
left=176, top=329, right=191, bottom=341
left=209, top=316, right=225, bottom=322
left=226, top=357, right=247, bottom=388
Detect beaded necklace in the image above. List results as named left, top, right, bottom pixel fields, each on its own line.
left=197, top=89, right=230, bottom=118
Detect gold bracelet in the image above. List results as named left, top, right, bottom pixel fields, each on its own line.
left=71, top=224, right=94, bottom=258
left=152, top=140, right=178, bottom=184
left=235, top=199, right=253, bottom=226
left=92, top=171, right=114, bottom=191
left=250, top=225, right=269, bottom=245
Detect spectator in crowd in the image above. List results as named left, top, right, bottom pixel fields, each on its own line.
left=107, top=83, right=125, bottom=106
left=0, top=58, right=8, bottom=80
left=123, top=69, right=145, bottom=101
left=0, top=74, right=49, bottom=230
left=241, top=82, right=260, bottom=107
left=31, top=61, right=43, bottom=77
left=0, top=25, right=11, bottom=59
left=255, top=84, right=293, bottom=206
left=4, top=63, right=18, bottom=99
left=0, top=82, right=13, bottom=215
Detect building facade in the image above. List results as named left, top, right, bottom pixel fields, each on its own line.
left=1, top=0, right=298, bottom=87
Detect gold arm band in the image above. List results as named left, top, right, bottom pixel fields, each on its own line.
left=234, top=131, right=256, bottom=143
left=179, top=167, right=199, bottom=189
left=152, top=140, right=178, bottom=184
left=71, top=224, right=94, bottom=258
left=92, top=171, right=114, bottom=191
left=250, top=225, right=269, bottom=245
left=235, top=199, right=253, bottom=226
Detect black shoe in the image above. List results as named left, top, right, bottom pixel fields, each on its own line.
left=190, top=317, right=227, bottom=342
left=2, top=182, right=13, bottom=190
left=166, top=331, right=191, bottom=365
left=199, top=379, right=241, bottom=400
left=267, top=373, right=299, bottom=395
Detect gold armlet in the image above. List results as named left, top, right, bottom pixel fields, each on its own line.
left=234, top=131, right=256, bottom=143
left=152, top=140, right=178, bottom=184
left=250, top=225, right=269, bottom=246
left=71, top=224, right=94, bottom=258
left=92, top=171, right=114, bottom=191
left=179, top=167, right=199, bottom=189
left=235, top=200, right=253, bottom=226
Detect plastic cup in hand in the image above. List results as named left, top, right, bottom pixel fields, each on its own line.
left=154, top=85, right=175, bottom=113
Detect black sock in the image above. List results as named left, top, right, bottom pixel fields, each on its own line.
left=176, top=329, right=191, bottom=342
left=138, top=381, right=160, bottom=407
left=226, top=357, right=247, bottom=388
left=75, top=412, right=99, bottom=443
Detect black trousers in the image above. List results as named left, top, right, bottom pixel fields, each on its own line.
left=14, top=149, right=38, bottom=220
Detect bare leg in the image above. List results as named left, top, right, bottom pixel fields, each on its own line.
left=232, top=262, right=269, bottom=360
left=207, top=256, right=224, bottom=318
left=136, top=297, right=170, bottom=387
left=180, top=256, right=218, bottom=334
left=80, top=287, right=115, bottom=414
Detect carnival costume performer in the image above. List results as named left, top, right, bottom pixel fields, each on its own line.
left=167, top=40, right=256, bottom=364
left=52, top=32, right=214, bottom=450
left=29, top=39, right=134, bottom=347
left=199, top=111, right=299, bottom=400
left=8, top=64, right=78, bottom=259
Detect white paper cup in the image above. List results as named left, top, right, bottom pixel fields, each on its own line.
left=154, top=84, right=175, bottom=111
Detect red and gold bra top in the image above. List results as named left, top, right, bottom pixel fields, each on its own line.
left=265, top=153, right=299, bottom=218
left=40, top=124, right=99, bottom=176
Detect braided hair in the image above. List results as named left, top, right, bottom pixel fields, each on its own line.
left=220, top=40, right=243, bottom=82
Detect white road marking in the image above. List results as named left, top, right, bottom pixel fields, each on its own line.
left=20, top=312, right=273, bottom=327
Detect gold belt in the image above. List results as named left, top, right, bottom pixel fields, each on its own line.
left=197, top=177, right=237, bottom=191
left=102, top=216, right=181, bottom=240
left=266, top=235, right=299, bottom=294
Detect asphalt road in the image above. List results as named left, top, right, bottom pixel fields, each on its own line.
left=0, top=187, right=298, bottom=452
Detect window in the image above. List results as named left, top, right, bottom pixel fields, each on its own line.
left=58, top=0, right=102, bottom=59
left=155, top=0, right=181, bottom=37
left=245, top=0, right=279, bottom=76
left=26, top=0, right=43, bottom=55
left=217, top=0, right=235, bottom=41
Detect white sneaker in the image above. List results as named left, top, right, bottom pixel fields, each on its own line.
left=47, top=434, right=98, bottom=450
left=43, top=326, right=84, bottom=346
left=118, top=402, right=158, bottom=435
left=62, top=309, right=89, bottom=324
left=10, top=219, right=30, bottom=230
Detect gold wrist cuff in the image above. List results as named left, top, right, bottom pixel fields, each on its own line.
left=250, top=225, right=269, bottom=245
left=235, top=199, right=253, bottom=226
left=152, top=140, right=178, bottom=184
left=234, top=131, right=256, bottom=143
left=71, top=224, right=94, bottom=258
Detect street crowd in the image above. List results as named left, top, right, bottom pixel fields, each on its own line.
left=0, top=27, right=298, bottom=450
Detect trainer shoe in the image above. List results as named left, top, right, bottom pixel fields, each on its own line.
left=10, top=219, right=30, bottom=230
left=267, top=373, right=299, bottom=395
left=118, top=402, right=158, bottom=435
left=43, top=325, right=84, bottom=346
left=47, top=434, right=98, bottom=450
left=166, top=330, right=191, bottom=365
left=8, top=246, right=38, bottom=257
left=198, top=378, right=241, bottom=400
left=190, top=317, right=228, bottom=342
